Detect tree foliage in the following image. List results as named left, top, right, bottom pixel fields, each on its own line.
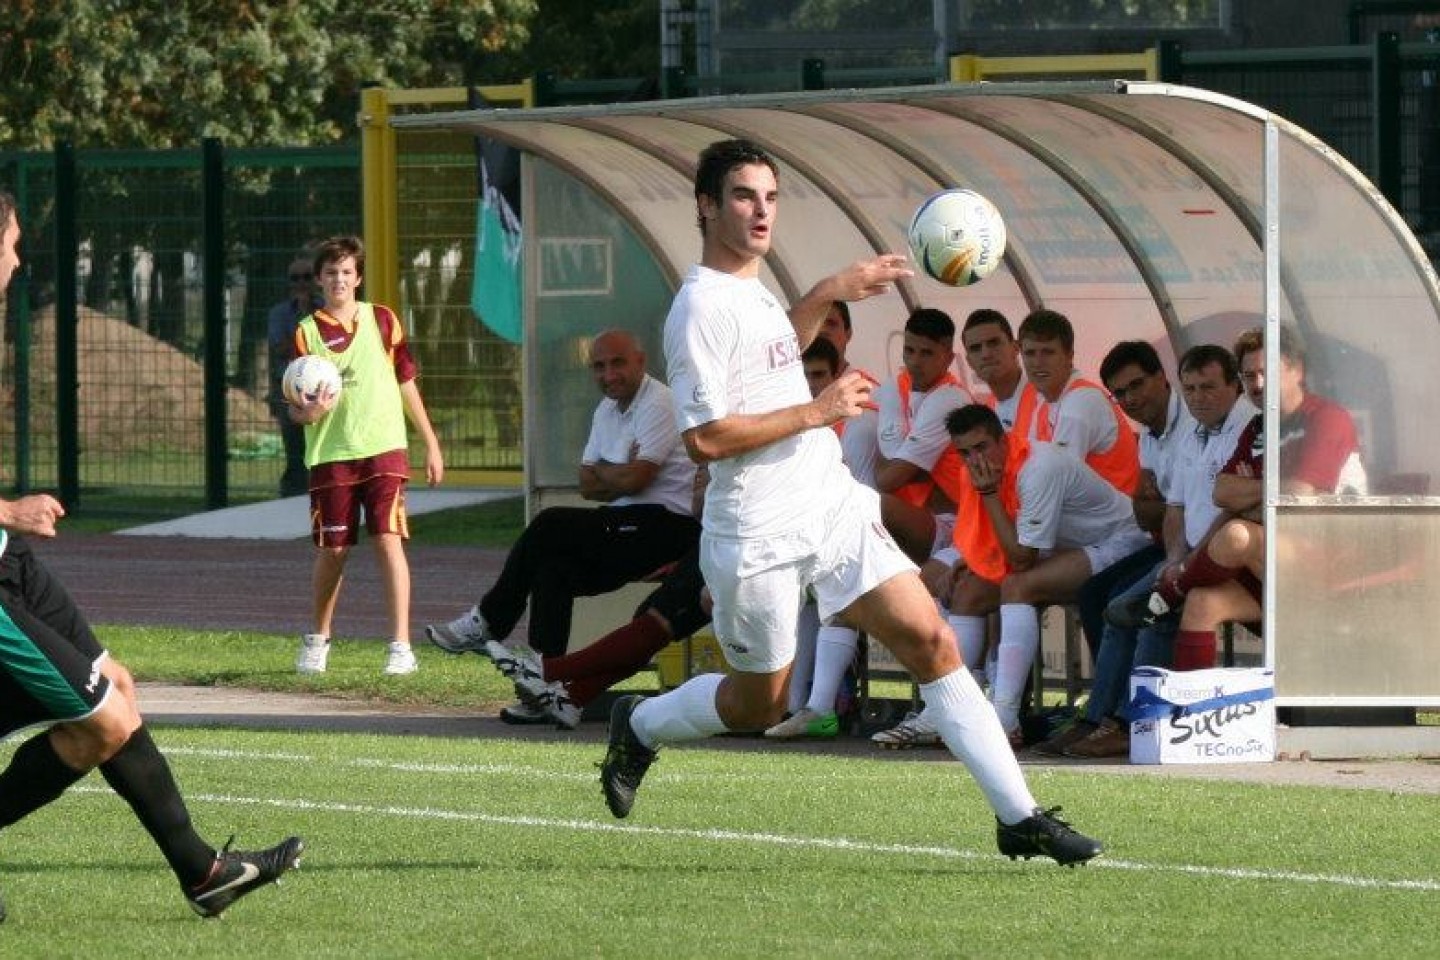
left=0, top=0, right=538, bottom=150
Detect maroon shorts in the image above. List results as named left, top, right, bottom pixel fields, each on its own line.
left=310, top=473, right=409, bottom=547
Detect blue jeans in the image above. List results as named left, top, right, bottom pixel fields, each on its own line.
left=1085, top=559, right=1176, bottom=724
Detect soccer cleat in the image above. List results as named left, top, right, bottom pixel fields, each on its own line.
left=1030, top=719, right=1098, bottom=757
left=482, top=639, right=543, bottom=683
left=498, top=700, right=550, bottom=725
left=424, top=605, right=491, bottom=654
left=295, top=633, right=330, bottom=675
left=187, top=835, right=304, bottom=918
left=763, top=708, right=839, bottom=739
left=996, top=807, right=1103, bottom=867
left=599, top=695, right=657, bottom=819
left=870, top=710, right=941, bottom=749
left=383, top=641, right=418, bottom=676
left=1062, top=717, right=1131, bottom=759
left=1104, top=590, right=1177, bottom=630
left=516, top=675, right=581, bottom=730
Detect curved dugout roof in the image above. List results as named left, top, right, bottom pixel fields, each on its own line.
left=397, top=81, right=1440, bottom=704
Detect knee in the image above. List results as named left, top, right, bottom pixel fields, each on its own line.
left=53, top=697, right=141, bottom=769
left=1209, top=520, right=1257, bottom=566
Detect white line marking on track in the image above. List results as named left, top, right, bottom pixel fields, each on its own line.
left=71, top=785, right=1440, bottom=894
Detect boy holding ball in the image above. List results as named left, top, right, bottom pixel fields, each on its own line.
left=288, top=235, right=444, bottom=676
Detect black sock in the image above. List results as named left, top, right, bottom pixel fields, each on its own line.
left=99, top=726, right=215, bottom=888
left=0, top=733, right=88, bottom=828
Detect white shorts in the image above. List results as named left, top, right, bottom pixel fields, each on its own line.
left=1081, top=525, right=1155, bottom=578
left=701, top=483, right=915, bottom=673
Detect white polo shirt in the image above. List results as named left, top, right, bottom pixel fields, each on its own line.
left=582, top=373, right=696, bottom=517
left=875, top=375, right=973, bottom=472
left=1169, top=396, right=1259, bottom=548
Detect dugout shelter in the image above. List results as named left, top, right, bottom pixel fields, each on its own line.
left=388, top=80, right=1440, bottom=729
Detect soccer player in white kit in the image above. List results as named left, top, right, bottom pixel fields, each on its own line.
left=598, top=138, right=1102, bottom=866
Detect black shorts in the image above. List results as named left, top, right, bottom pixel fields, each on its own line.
left=0, top=534, right=111, bottom=735
left=634, top=547, right=710, bottom=640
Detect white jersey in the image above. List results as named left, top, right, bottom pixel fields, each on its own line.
left=1033, top=371, right=1118, bottom=458
left=991, top=374, right=1029, bottom=433
left=839, top=408, right=880, bottom=488
left=875, top=376, right=973, bottom=472
left=1170, top=396, right=1258, bottom=548
left=1016, top=442, right=1141, bottom=551
left=581, top=373, right=696, bottom=517
left=665, top=264, right=848, bottom=542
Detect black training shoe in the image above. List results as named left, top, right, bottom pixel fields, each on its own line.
left=997, top=807, right=1103, bottom=867
left=187, top=835, right=304, bottom=918
left=1103, top=590, right=1175, bottom=630
left=599, top=695, right=657, bottom=819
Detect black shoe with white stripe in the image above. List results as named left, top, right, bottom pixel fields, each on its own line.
left=187, top=835, right=304, bottom=918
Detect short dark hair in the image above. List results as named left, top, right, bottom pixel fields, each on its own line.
left=945, top=402, right=1004, bottom=440
left=1100, top=340, right=1163, bottom=387
left=1017, top=308, right=1074, bottom=352
left=831, top=300, right=852, bottom=332
left=1178, top=343, right=1239, bottom=384
left=963, top=308, right=1013, bottom=341
left=802, top=335, right=841, bottom=374
left=314, top=235, right=365, bottom=276
left=0, top=189, right=15, bottom=232
left=905, top=307, right=954, bottom=344
left=694, top=139, right=779, bottom=232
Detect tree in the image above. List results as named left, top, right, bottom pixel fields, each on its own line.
left=0, top=0, right=538, bottom=150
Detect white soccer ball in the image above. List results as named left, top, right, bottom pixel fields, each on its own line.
left=907, top=188, right=1007, bottom=287
left=281, top=355, right=343, bottom=406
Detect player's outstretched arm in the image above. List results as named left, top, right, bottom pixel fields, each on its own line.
left=682, top=369, right=873, bottom=464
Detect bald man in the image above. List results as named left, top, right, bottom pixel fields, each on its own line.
left=428, top=330, right=701, bottom=703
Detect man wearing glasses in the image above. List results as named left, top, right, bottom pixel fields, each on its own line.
left=268, top=253, right=322, bottom=497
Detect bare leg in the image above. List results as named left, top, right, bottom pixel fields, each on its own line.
left=312, top=545, right=349, bottom=637
left=373, top=533, right=410, bottom=644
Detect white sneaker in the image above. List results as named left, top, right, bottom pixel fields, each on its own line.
left=483, top=639, right=544, bottom=683
left=870, top=710, right=941, bottom=749
left=383, top=641, right=418, bottom=676
left=516, top=674, right=580, bottom=729
left=424, top=605, right=491, bottom=654
left=295, top=633, right=330, bottom=674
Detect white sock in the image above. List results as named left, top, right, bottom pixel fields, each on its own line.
left=790, top=603, right=820, bottom=713
left=919, top=668, right=1037, bottom=825
left=805, top=625, right=858, bottom=714
left=630, top=673, right=727, bottom=748
left=991, top=603, right=1040, bottom=733
left=948, top=613, right=988, bottom=687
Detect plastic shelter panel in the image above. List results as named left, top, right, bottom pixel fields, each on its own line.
left=522, top=157, right=677, bottom=489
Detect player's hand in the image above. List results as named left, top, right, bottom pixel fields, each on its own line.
left=0, top=493, right=66, bottom=538
left=830, top=254, right=913, bottom=303
left=962, top=449, right=1001, bottom=495
left=813, top=369, right=874, bottom=424
left=291, top=385, right=339, bottom=424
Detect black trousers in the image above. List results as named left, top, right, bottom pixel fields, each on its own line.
left=479, top=504, right=700, bottom=657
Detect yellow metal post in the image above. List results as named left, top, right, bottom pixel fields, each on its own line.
left=359, top=87, right=400, bottom=309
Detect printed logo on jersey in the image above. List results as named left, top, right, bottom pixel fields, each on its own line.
left=879, top=423, right=902, bottom=442
left=763, top=333, right=800, bottom=373
left=692, top=381, right=714, bottom=405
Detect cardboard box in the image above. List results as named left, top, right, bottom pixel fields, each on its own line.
left=1128, top=666, right=1275, bottom=764
left=653, top=632, right=727, bottom=689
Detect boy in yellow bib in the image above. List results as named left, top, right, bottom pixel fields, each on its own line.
left=288, top=236, right=444, bottom=676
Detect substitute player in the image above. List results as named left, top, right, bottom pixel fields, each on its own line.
left=597, top=140, right=1103, bottom=866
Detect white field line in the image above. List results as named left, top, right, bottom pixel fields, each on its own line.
left=71, top=780, right=1440, bottom=895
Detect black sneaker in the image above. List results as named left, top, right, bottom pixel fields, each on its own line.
left=187, top=835, right=304, bottom=918
left=996, top=807, right=1103, bottom=867
left=599, top=695, right=657, bottom=819
left=1103, top=590, right=1175, bottom=630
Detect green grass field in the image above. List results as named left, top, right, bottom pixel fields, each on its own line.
left=1, top=722, right=1437, bottom=959
left=0, top=623, right=1433, bottom=956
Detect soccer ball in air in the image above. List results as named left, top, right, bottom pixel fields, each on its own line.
left=906, top=188, right=1007, bottom=286
left=281, top=355, right=343, bottom=406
